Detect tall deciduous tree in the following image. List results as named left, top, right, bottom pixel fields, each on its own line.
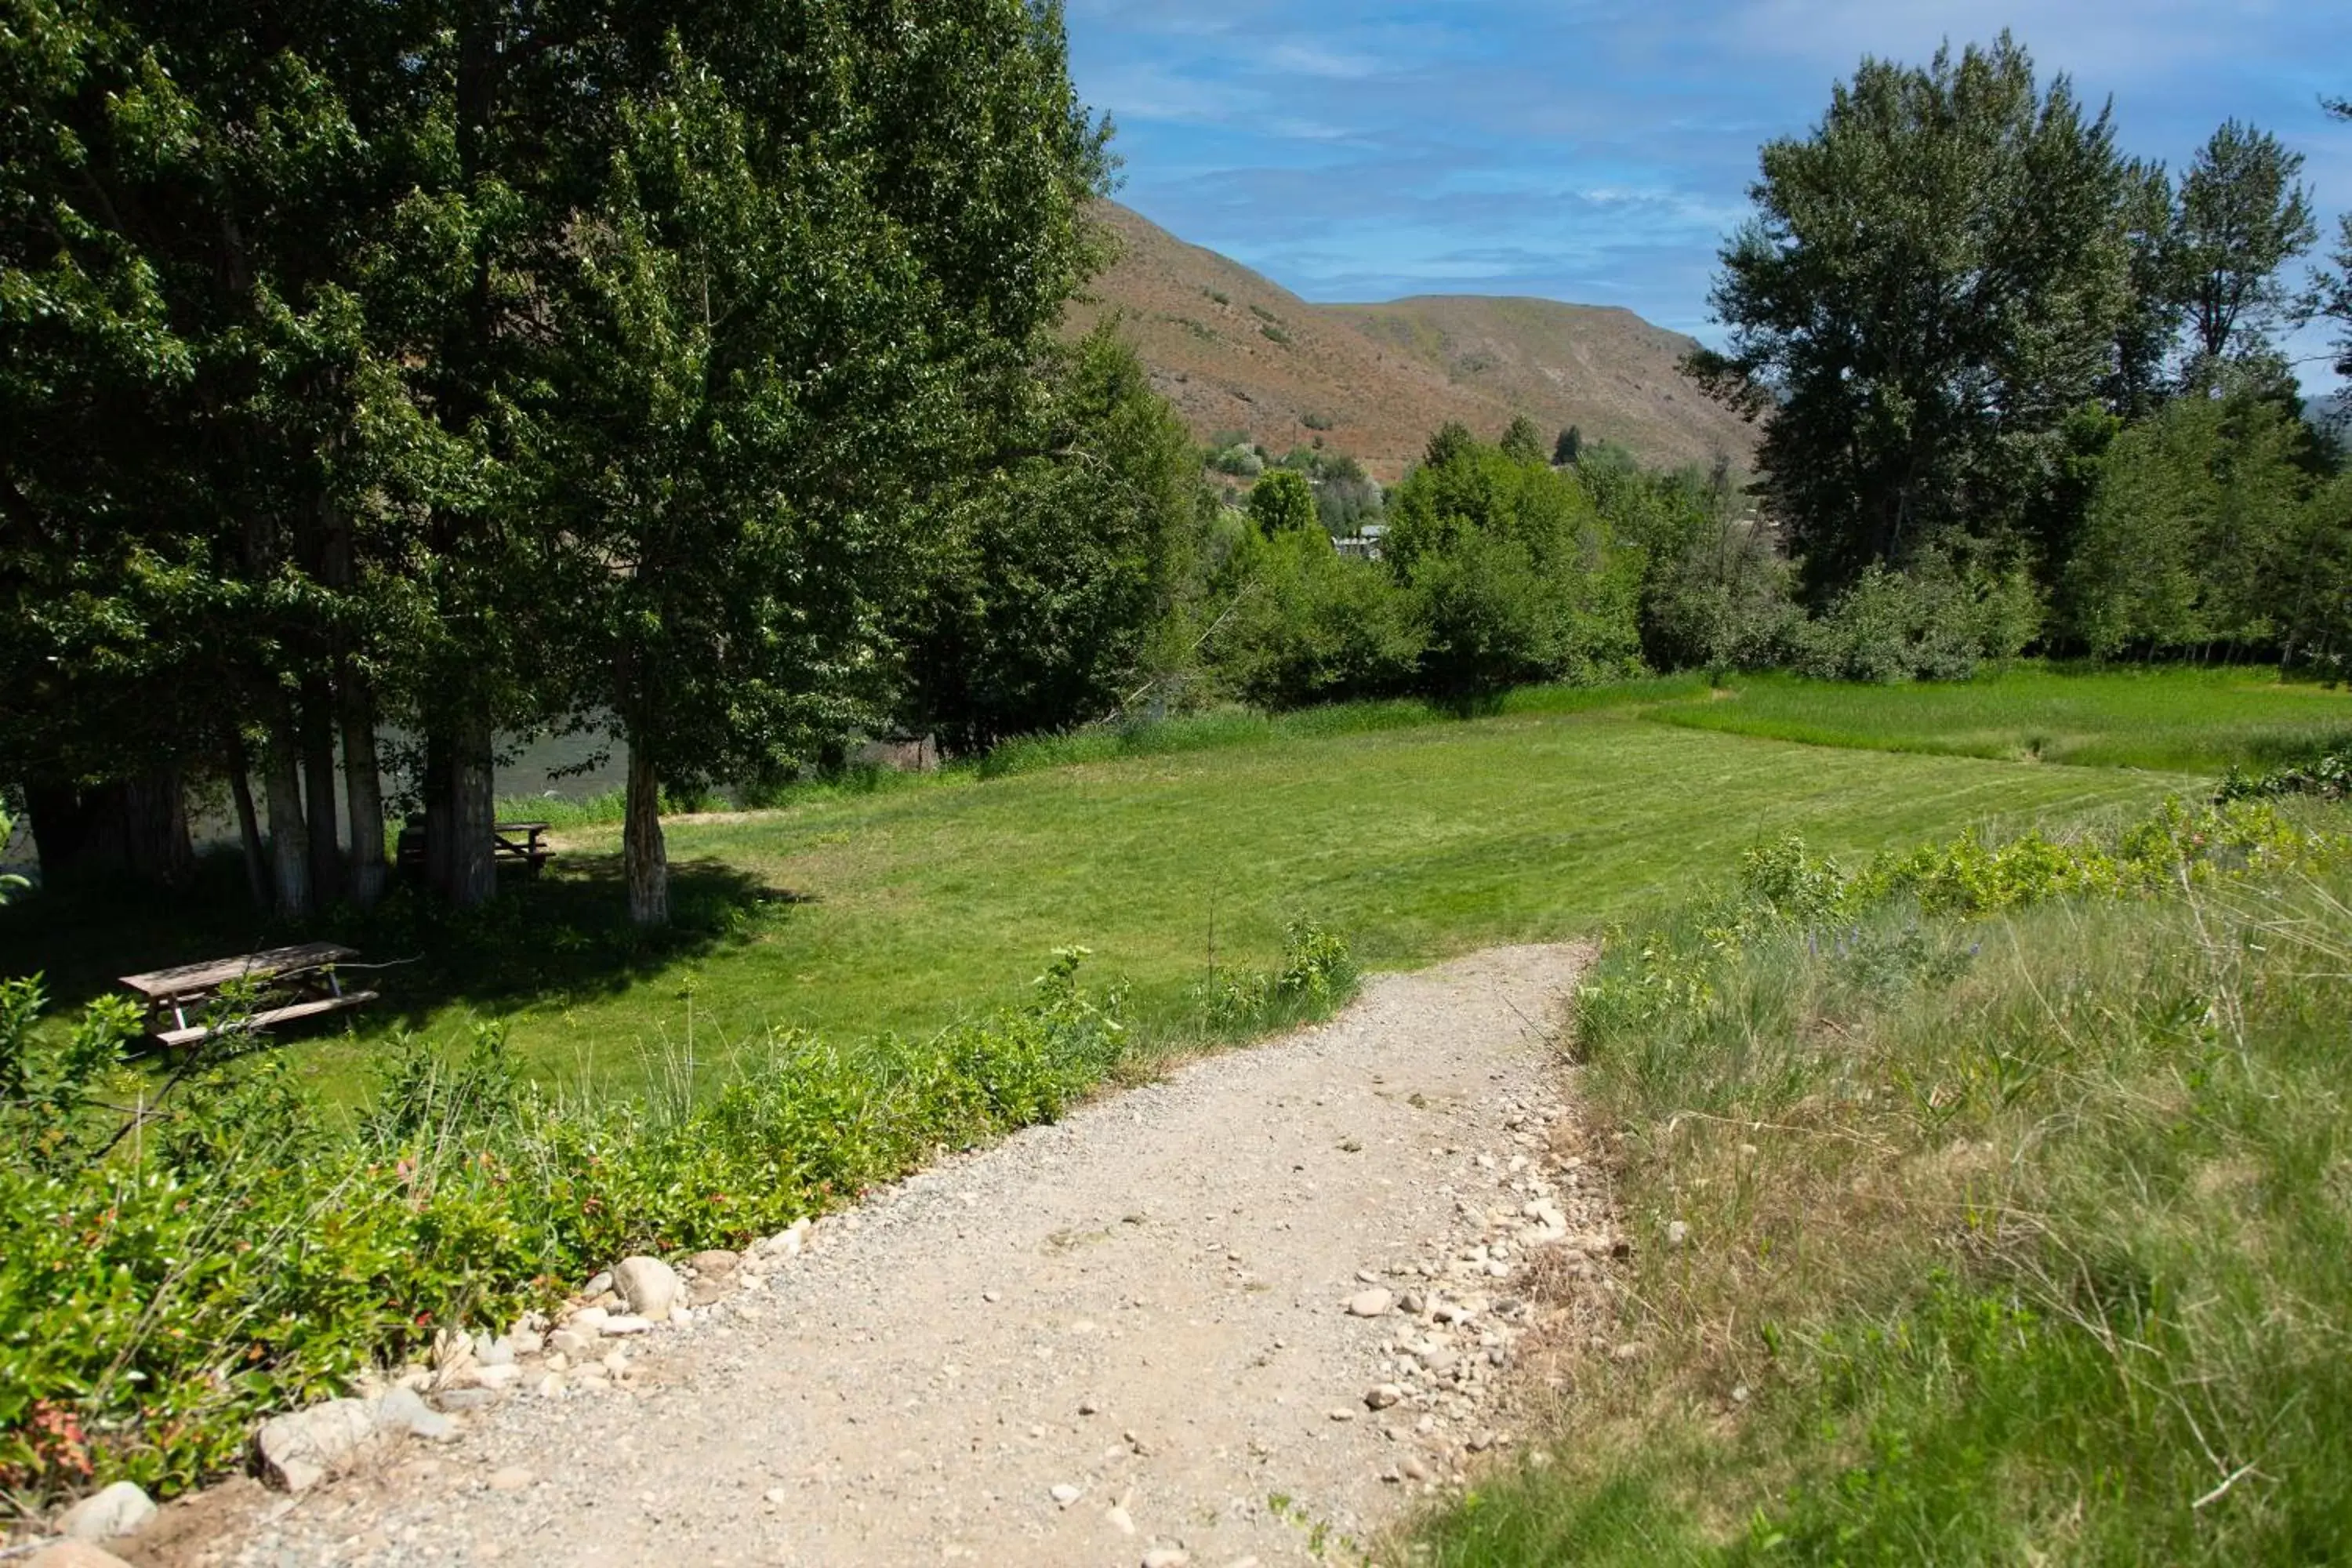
left=904, top=323, right=1200, bottom=753
left=2171, top=119, right=2317, bottom=376
left=1498, top=416, right=1546, bottom=466
left=1686, top=35, right=2135, bottom=601
left=539, top=5, right=1111, bottom=927
left=1247, top=470, right=1320, bottom=537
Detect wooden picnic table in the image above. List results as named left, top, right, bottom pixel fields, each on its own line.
left=396, top=819, right=554, bottom=875
left=118, top=942, right=378, bottom=1049
left=492, top=821, right=553, bottom=872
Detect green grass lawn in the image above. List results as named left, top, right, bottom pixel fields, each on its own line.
left=20, top=666, right=2336, bottom=1101
left=1653, top=664, right=2352, bottom=771
left=95, top=706, right=2191, bottom=1096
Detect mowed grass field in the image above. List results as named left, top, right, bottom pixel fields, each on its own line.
left=1659, top=664, right=2352, bottom=770
left=307, top=699, right=2183, bottom=1091
left=13, top=666, right=2338, bottom=1099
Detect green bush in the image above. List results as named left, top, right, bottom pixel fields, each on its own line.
left=1194, top=920, right=1359, bottom=1031
left=0, top=928, right=1356, bottom=1507
left=1385, top=426, right=1645, bottom=696
left=1210, top=524, right=1426, bottom=709
left=1789, top=557, right=2042, bottom=683
left=2218, top=746, right=2352, bottom=804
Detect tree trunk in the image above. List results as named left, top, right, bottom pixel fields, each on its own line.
left=300, top=676, right=343, bottom=908
left=24, top=780, right=89, bottom=884
left=624, top=742, right=668, bottom=927
left=423, top=731, right=454, bottom=897
left=228, top=743, right=270, bottom=910
left=25, top=772, right=192, bottom=888
left=341, top=679, right=389, bottom=909
left=119, top=770, right=194, bottom=889
left=442, top=714, right=496, bottom=908
left=263, top=715, right=313, bottom=920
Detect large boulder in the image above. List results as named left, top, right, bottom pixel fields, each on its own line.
left=256, top=1388, right=450, bottom=1493
left=56, top=1481, right=155, bottom=1541
left=612, top=1256, right=681, bottom=1321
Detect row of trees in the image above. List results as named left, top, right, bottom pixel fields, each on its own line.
left=1688, top=34, right=2352, bottom=664
left=0, top=0, right=1203, bottom=924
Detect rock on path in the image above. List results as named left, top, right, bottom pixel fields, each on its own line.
left=158, top=945, right=1592, bottom=1568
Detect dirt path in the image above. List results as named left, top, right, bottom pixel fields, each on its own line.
left=153, top=944, right=1601, bottom=1568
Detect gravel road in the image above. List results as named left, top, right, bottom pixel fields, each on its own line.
left=144, top=943, right=1599, bottom=1568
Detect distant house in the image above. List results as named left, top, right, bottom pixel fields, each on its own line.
left=1334, top=523, right=1386, bottom=562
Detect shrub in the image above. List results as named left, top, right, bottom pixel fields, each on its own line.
left=0, top=928, right=1360, bottom=1508
left=1209, top=524, right=1425, bottom=708
left=2219, top=746, right=2352, bottom=804
left=1195, top=920, right=1359, bottom=1031
left=1385, top=430, right=1645, bottom=695
left=1207, top=443, right=1264, bottom=479
left=1789, top=557, right=2042, bottom=683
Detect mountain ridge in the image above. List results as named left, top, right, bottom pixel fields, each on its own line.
left=1067, top=202, right=1757, bottom=480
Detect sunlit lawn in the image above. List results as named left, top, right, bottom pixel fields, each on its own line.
left=1653, top=664, right=2352, bottom=771
left=13, top=671, right=2283, bottom=1100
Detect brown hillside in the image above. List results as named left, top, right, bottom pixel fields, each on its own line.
left=1067, top=203, right=1755, bottom=481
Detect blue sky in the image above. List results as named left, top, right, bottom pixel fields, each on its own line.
left=1065, top=0, right=2352, bottom=391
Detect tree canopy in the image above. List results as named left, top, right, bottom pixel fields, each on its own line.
left=1688, top=34, right=2136, bottom=601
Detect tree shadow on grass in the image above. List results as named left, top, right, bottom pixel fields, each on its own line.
left=0, top=847, right=801, bottom=1046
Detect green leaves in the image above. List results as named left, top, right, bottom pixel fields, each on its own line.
left=1697, top=34, right=2136, bottom=601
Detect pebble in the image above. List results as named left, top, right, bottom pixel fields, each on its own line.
left=1364, top=1384, right=1403, bottom=1410
left=1050, top=1483, right=1083, bottom=1507
left=1666, top=1220, right=1690, bottom=1250
left=600, top=1316, right=652, bottom=1337
left=1105, top=1503, right=1136, bottom=1534
left=1347, top=1288, right=1394, bottom=1318
left=583, top=1272, right=613, bottom=1298
left=1140, top=1548, right=1189, bottom=1568
left=485, top=1466, right=534, bottom=1492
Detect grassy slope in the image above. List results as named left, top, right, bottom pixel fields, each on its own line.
left=1413, top=827, right=2352, bottom=1565
left=298, top=703, right=2173, bottom=1093
left=1656, top=665, right=2352, bottom=771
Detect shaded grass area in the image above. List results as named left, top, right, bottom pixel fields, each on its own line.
left=1, top=699, right=2185, bottom=1102
left=1652, top=665, right=2352, bottom=771
left=1413, top=808, right=2352, bottom=1564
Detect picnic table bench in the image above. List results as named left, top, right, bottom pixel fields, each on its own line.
left=118, top=942, right=378, bottom=1049
left=492, top=821, right=553, bottom=871
left=395, top=819, right=554, bottom=875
